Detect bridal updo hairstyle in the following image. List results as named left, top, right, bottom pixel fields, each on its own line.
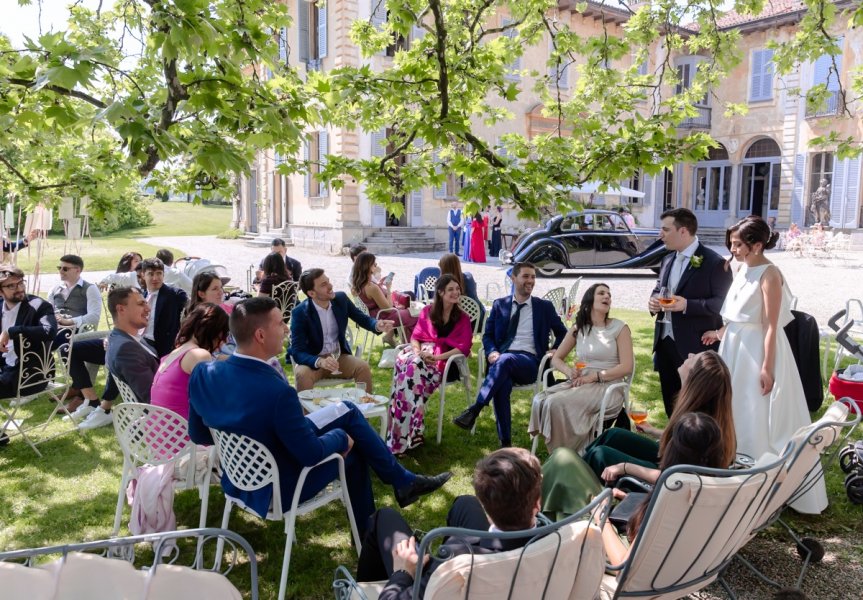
left=725, top=215, right=780, bottom=253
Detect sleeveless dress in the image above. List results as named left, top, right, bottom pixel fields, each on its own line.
left=151, top=348, right=193, bottom=420
left=528, top=318, right=628, bottom=454
left=719, top=263, right=827, bottom=514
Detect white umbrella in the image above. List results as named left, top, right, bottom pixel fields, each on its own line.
left=563, top=181, right=645, bottom=199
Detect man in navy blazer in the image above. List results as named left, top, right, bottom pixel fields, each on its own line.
left=188, top=297, right=450, bottom=536
left=649, top=208, right=732, bottom=416
left=140, top=258, right=187, bottom=358
left=454, top=262, right=567, bottom=447
left=289, top=268, right=394, bottom=393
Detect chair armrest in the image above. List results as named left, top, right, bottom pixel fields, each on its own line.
left=616, top=475, right=654, bottom=493
left=375, top=307, right=405, bottom=328
left=441, top=352, right=467, bottom=381
left=290, top=453, right=344, bottom=515
left=332, top=565, right=372, bottom=600
left=541, top=367, right=568, bottom=391
left=534, top=353, right=553, bottom=388
left=596, top=381, right=630, bottom=430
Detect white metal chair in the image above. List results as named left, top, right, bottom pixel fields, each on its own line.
left=530, top=361, right=636, bottom=455
left=111, top=403, right=216, bottom=538
left=543, top=287, right=566, bottom=318
left=2, top=333, right=78, bottom=456
left=417, top=275, right=438, bottom=303
left=333, top=488, right=612, bottom=600
left=564, top=277, right=583, bottom=323
left=0, top=528, right=259, bottom=600
left=270, top=280, right=299, bottom=324
left=208, top=429, right=361, bottom=600
left=114, top=376, right=140, bottom=405
left=601, top=448, right=793, bottom=600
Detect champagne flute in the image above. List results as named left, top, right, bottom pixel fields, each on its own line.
left=330, top=347, right=342, bottom=375
left=658, top=286, right=673, bottom=324
left=575, top=361, right=587, bottom=377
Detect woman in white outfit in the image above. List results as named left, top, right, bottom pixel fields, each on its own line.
left=701, top=215, right=826, bottom=514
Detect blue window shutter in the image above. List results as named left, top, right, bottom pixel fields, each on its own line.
left=548, top=37, right=568, bottom=89
left=502, top=18, right=520, bottom=79
left=298, top=0, right=309, bottom=63
left=829, top=155, right=844, bottom=228
left=318, top=2, right=327, bottom=58
left=642, top=172, right=653, bottom=206
left=411, top=23, right=425, bottom=42
left=432, top=149, right=447, bottom=198
left=319, top=130, right=328, bottom=196
left=303, top=139, right=310, bottom=197
left=411, top=188, right=423, bottom=225
left=841, top=156, right=861, bottom=228
left=279, top=27, right=288, bottom=63
left=790, top=154, right=806, bottom=226
left=760, top=49, right=774, bottom=99
left=371, top=128, right=386, bottom=157
left=372, top=0, right=387, bottom=56
left=750, top=49, right=774, bottom=101
left=637, top=60, right=648, bottom=76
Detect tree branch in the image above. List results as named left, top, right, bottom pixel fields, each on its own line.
left=7, top=78, right=108, bottom=108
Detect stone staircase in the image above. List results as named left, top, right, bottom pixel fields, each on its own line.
left=361, top=227, right=445, bottom=254
left=696, top=227, right=728, bottom=247
left=242, top=230, right=294, bottom=248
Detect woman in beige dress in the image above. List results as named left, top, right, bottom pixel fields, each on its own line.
left=528, top=283, right=634, bottom=454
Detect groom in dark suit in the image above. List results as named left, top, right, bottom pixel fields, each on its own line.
left=454, top=262, right=567, bottom=447
left=650, top=208, right=732, bottom=416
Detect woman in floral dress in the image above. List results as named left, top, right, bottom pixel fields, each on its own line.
left=387, top=275, right=473, bottom=455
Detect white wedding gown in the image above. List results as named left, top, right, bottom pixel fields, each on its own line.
left=719, top=263, right=827, bottom=514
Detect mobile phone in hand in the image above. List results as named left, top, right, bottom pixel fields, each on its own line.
left=412, top=528, right=427, bottom=543
left=384, top=272, right=395, bottom=286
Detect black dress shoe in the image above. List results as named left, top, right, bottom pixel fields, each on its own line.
left=0, top=432, right=9, bottom=447
left=499, top=438, right=511, bottom=448
left=453, top=407, right=479, bottom=430
left=395, top=472, right=452, bottom=508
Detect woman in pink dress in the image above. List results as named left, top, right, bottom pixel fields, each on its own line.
left=350, top=251, right=418, bottom=341
left=469, top=210, right=487, bottom=263
left=150, top=303, right=230, bottom=420
left=387, top=275, right=473, bottom=454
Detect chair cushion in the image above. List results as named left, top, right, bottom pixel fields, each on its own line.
left=146, top=563, right=242, bottom=599
left=0, top=561, right=55, bottom=600
left=350, top=580, right=385, bottom=600
left=53, top=552, right=146, bottom=599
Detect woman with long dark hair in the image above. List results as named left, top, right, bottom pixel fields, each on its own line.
left=99, top=252, right=143, bottom=289
left=351, top=251, right=418, bottom=341
left=387, top=275, right=473, bottom=454
left=701, top=215, right=826, bottom=514
left=188, top=271, right=234, bottom=314
left=257, top=252, right=291, bottom=296
left=151, top=303, right=229, bottom=419
left=528, top=283, right=634, bottom=453
left=582, top=350, right=736, bottom=480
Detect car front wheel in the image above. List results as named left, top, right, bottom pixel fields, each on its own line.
left=536, top=264, right=563, bottom=277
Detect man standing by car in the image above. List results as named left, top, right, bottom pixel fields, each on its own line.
left=649, top=208, right=731, bottom=417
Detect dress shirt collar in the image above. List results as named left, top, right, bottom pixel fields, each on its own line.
left=233, top=351, right=276, bottom=367
left=677, top=237, right=700, bottom=260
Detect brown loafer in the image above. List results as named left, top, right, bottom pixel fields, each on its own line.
left=64, top=396, right=85, bottom=413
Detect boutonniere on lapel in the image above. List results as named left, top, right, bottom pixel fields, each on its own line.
left=689, top=255, right=703, bottom=269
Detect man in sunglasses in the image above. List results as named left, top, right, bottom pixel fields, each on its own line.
left=0, top=266, right=58, bottom=445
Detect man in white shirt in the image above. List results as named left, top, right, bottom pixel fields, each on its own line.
left=50, top=254, right=101, bottom=332
left=446, top=201, right=464, bottom=254
left=156, top=249, right=193, bottom=293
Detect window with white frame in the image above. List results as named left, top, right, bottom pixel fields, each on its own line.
left=749, top=48, right=774, bottom=102
left=674, top=57, right=708, bottom=106
left=304, top=130, right=328, bottom=201
left=298, top=0, right=327, bottom=68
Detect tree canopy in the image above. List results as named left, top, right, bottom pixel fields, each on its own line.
left=1, top=0, right=860, bottom=221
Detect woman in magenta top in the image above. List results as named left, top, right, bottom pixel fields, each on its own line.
left=387, top=274, right=473, bottom=455
left=151, top=303, right=229, bottom=420
left=349, top=251, right=418, bottom=342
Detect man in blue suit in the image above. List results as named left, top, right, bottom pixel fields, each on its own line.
left=289, top=268, right=393, bottom=393
left=188, top=297, right=450, bottom=536
left=453, top=262, right=567, bottom=447
left=649, top=208, right=732, bottom=417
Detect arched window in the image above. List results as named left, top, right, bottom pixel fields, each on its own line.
left=744, top=138, right=781, bottom=159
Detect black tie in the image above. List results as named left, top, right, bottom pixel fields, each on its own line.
left=500, top=302, right=526, bottom=353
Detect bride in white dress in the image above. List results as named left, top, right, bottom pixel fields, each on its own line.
left=701, top=216, right=827, bottom=514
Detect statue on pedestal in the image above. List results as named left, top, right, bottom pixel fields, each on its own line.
left=807, top=178, right=831, bottom=226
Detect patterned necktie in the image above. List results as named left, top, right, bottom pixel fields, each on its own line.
left=500, top=302, right=526, bottom=353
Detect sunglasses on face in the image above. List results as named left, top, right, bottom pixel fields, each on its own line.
left=57, top=266, right=78, bottom=272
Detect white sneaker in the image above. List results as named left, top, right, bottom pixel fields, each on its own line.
left=9, top=396, right=36, bottom=408
left=63, top=403, right=96, bottom=422
left=78, top=409, right=113, bottom=430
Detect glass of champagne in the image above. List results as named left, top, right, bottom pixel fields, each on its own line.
left=330, top=347, right=342, bottom=375
left=658, top=286, right=674, bottom=324
left=575, top=360, right=587, bottom=377
left=628, top=403, right=648, bottom=427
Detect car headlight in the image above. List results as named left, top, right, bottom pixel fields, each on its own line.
left=500, top=250, right=513, bottom=264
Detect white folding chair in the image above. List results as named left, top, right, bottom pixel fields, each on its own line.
left=1, top=333, right=78, bottom=456
left=417, top=275, right=438, bottom=303
left=208, top=429, right=361, bottom=600
left=111, top=403, right=216, bottom=539
left=530, top=361, right=636, bottom=455
left=542, top=287, right=566, bottom=318
left=114, top=377, right=140, bottom=405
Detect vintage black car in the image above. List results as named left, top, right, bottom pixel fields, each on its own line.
left=501, top=210, right=669, bottom=277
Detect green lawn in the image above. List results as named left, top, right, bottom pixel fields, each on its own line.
left=7, top=202, right=231, bottom=272
left=0, top=308, right=860, bottom=599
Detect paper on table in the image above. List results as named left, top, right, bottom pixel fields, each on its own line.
left=306, top=401, right=351, bottom=429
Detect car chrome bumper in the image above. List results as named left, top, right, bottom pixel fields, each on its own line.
left=500, top=250, right=514, bottom=264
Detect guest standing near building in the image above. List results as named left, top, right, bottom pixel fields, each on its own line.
left=446, top=201, right=464, bottom=255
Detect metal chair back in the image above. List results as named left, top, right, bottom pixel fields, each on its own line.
left=543, top=287, right=566, bottom=317
left=458, top=295, right=483, bottom=335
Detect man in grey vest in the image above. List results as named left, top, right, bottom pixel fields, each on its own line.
left=49, top=255, right=103, bottom=412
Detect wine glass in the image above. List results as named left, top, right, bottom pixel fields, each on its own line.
left=574, top=360, right=587, bottom=377
left=628, top=403, right=648, bottom=428
left=330, top=347, right=342, bottom=375
left=658, top=286, right=673, bottom=324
